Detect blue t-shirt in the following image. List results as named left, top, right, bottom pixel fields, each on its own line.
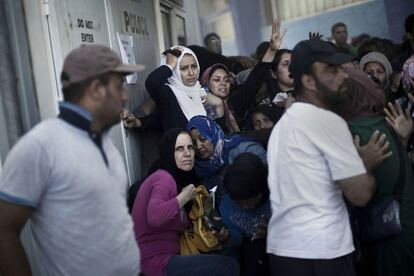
left=219, top=194, right=271, bottom=250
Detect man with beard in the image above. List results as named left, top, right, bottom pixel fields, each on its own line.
left=266, top=39, right=391, bottom=276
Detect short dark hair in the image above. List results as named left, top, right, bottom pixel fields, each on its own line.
left=405, top=14, right=414, bottom=33
left=271, top=49, right=293, bottom=72
left=61, top=72, right=113, bottom=103
left=224, top=152, right=267, bottom=201
left=331, top=22, right=347, bottom=34
left=254, top=41, right=270, bottom=61
left=356, top=37, right=397, bottom=62
left=293, top=64, right=316, bottom=95
left=204, top=32, right=220, bottom=46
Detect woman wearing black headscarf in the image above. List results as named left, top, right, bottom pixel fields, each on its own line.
left=131, top=128, right=239, bottom=276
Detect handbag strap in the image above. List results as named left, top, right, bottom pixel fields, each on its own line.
left=390, top=130, right=406, bottom=201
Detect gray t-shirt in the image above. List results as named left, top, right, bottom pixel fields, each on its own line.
left=0, top=118, right=140, bottom=276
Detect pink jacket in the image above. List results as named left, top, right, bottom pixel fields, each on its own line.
left=132, top=169, right=189, bottom=276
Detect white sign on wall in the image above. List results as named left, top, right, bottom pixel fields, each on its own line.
left=117, top=32, right=138, bottom=84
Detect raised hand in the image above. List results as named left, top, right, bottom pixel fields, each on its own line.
left=166, top=53, right=178, bottom=69
left=164, top=47, right=183, bottom=69
left=309, top=32, right=323, bottom=40
left=262, top=18, right=287, bottom=62
left=354, top=131, right=392, bottom=172
left=384, top=101, right=414, bottom=146
left=269, top=17, right=287, bottom=51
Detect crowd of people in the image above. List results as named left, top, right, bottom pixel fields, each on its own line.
left=1, top=13, right=414, bottom=276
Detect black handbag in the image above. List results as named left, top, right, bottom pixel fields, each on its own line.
left=361, top=131, right=406, bottom=242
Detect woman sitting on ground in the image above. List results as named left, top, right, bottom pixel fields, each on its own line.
left=186, top=115, right=267, bottom=207
left=131, top=128, right=239, bottom=276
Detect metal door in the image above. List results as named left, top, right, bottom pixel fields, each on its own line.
left=35, top=0, right=161, bottom=184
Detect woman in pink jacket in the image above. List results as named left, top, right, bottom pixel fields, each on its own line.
left=131, top=128, right=239, bottom=276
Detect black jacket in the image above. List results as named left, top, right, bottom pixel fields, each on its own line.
left=145, top=65, right=189, bottom=132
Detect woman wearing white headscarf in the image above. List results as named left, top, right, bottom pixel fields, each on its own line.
left=145, top=46, right=223, bottom=132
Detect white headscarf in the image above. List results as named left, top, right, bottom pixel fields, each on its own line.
left=160, top=46, right=206, bottom=120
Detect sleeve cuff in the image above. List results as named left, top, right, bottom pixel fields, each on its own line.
left=164, top=64, right=173, bottom=71
left=0, top=191, right=37, bottom=208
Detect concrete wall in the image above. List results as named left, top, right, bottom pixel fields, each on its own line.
left=22, top=0, right=162, bottom=184
left=184, top=0, right=203, bottom=46
left=229, top=0, right=263, bottom=55
left=383, top=0, right=414, bottom=43
left=224, top=0, right=410, bottom=55
left=262, top=0, right=391, bottom=50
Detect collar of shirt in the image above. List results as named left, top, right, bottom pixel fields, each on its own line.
left=58, top=101, right=109, bottom=166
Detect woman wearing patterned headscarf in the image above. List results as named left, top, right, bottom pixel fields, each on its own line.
left=186, top=115, right=266, bottom=207
left=401, top=55, right=414, bottom=97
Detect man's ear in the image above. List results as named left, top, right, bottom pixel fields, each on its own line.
left=301, top=74, right=316, bottom=91
left=86, top=79, right=105, bottom=101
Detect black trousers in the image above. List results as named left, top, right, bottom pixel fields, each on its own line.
left=268, top=253, right=356, bottom=276
left=240, top=238, right=270, bottom=276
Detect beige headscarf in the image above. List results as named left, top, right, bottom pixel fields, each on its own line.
left=359, top=51, right=393, bottom=89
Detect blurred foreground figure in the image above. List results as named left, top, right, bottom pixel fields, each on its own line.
left=0, top=44, right=145, bottom=276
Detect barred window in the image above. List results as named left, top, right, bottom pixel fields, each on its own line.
left=262, top=0, right=370, bottom=23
